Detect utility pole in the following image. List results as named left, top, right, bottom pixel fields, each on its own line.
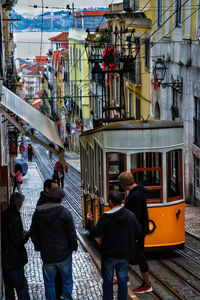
left=72, top=3, right=75, bottom=28
left=66, top=3, right=75, bottom=28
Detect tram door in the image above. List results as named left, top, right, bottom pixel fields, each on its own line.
left=106, top=153, right=126, bottom=200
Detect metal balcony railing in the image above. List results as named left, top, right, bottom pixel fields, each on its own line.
left=2, top=0, right=18, bottom=8
left=124, top=61, right=141, bottom=85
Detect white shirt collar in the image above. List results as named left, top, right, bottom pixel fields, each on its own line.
left=105, top=206, right=122, bottom=214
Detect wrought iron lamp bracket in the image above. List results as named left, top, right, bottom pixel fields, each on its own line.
left=160, top=78, right=183, bottom=93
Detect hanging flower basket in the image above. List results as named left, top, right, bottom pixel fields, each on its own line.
left=102, top=46, right=115, bottom=86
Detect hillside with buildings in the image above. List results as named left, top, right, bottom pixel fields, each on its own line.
left=12, top=7, right=107, bottom=32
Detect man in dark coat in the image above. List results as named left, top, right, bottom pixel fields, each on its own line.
left=36, top=179, right=62, bottom=300
left=87, top=190, right=142, bottom=300
left=1, top=193, right=30, bottom=300
left=118, top=171, right=153, bottom=294
left=36, top=179, right=58, bottom=207
left=27, top=144, right=34, bottom=162
left=30, top=187, right=78, bottom=300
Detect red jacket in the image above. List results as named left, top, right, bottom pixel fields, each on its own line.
left=19, top=145, right=25, bottom=153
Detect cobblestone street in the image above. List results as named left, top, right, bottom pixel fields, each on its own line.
left=20, top=162, right=103, bottom=299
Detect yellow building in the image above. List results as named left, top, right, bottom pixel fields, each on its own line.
left=68, top=11, right=106, bottom=150
left=68, top=29, right=89, bottom=151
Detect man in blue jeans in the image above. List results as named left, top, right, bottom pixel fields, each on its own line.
left=30, top=187, right=78, bottom=300
left=87, top=190, right=142, bottom=300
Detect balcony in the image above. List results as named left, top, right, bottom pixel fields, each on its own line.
left=123, top=61, right=141, bottom=86
left=2, top=0, right=18, bottom=9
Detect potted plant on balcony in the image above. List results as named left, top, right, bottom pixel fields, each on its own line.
left=102, top=45, right=115, bottom=86
left=3, top=0, right=15, bottom=9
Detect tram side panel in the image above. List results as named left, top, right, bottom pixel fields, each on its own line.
left=80, top=121, right=185, bottom=251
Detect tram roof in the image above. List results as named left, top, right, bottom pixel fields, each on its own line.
left=80, top=119, right=183, bottom=136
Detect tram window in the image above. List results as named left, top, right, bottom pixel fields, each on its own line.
left=94, top=142, right=104, bottom=197
left=80, top=144, right=87, bottom=189
left=86, top=143, right=94, bottom=192
left=194, top=156, right=200, bottom=200
left=106, top=153, right=126, bottom=196
left=87, top=145, right=94, bottom=192
left=100, top=148, right=104, bottom=197
left=131, top=152, right=163, bottom=203
left=167, top=149, right=183, bottom=201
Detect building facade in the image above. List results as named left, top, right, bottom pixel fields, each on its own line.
left=150, top=0, right=200, bottom=203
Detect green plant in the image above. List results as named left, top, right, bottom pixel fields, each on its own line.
left=91, top=29, right=111, bottom=48
left=178, top=60, right=184, bottom=66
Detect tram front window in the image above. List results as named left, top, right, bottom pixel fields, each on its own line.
left=167, top=149, right=183, bottom=201
left=131, top=152, right=163, bottom=203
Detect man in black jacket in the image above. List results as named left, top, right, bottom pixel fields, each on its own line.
left=36, top=179, right=58, bottom=207
left=118, top=171, right=153, bottom=294
left=87, top=190, right=141, bottom=300
left=36, top=179, right=61, bottom=300
left=1, top=193, right=30, bottom=300
left=30, top=187, right=78, bottom=300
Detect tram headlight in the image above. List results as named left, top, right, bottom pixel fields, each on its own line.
left=148, top=219, right=156, bottom=234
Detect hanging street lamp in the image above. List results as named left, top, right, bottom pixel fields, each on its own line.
left=153, top=58, right=183, bottom=93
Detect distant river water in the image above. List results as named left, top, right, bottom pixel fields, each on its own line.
left=14, top=31, right=61, bottom=60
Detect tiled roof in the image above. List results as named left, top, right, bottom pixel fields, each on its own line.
left=75, top=10, right=107, bottom=17
left=23, top=65, right=45, bottom=76
left=49, top=32, right=69, bottom=41
left=19, top=64, right=32, bottom=72
left=36, top=56, right=48, bottom=64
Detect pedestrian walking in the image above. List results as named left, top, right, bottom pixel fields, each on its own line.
left=53, top=160, right=68, bottom=189
left=19, top=142, right=25, bottom=161
left=27, top=144, right=34, bottom=162
left=1, top=193, right=30, bottom=300
left=30, top=187, right=78, bottom=300
left=49, top=142, right=55, bottom=159
left=36, top=179, right=58, bottom=207
left=36, top=179, right=63, bottom=300
left=118, top=171, right=153, bottom=293
left=87, top=190, right=142, bottom=300
left=11, top=163, right=23, bottom=194
left=63, top=137, right=69, bottom=151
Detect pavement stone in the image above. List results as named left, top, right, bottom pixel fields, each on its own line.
left=20, top=162, right=104, bottom=299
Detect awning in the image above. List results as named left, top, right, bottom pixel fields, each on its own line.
left=0, top=86, right=64, bottom=154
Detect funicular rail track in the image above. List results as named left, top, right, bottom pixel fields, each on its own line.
left=34, top=140, right=82, bottom=221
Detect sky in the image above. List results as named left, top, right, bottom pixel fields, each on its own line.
left=15, top=0, right=119, bottom=14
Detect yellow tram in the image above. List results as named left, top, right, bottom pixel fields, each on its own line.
left=80, top=120, right=185, bottom=250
